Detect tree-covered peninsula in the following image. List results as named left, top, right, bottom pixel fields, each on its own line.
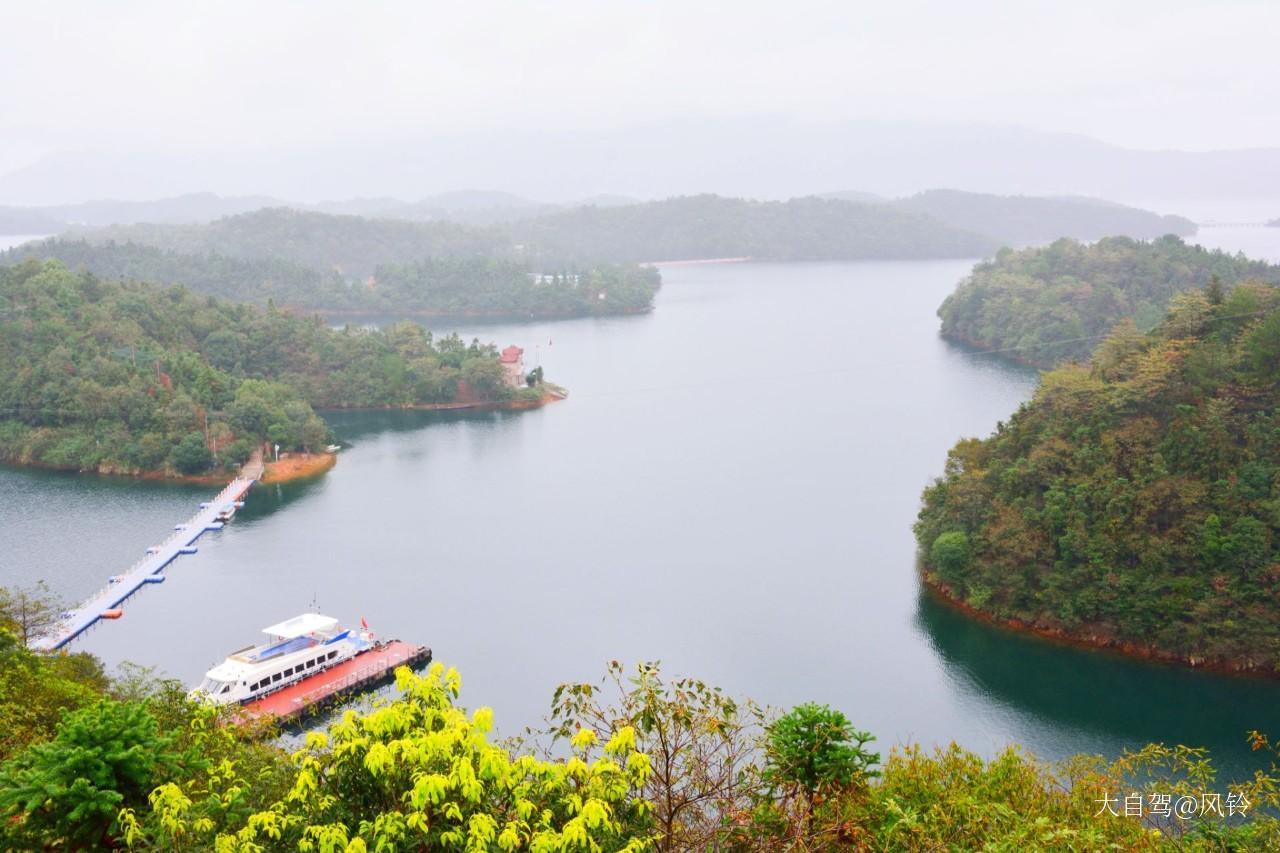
left=2, top=238, right=660, bottom=318
left=917, top=281, right=1280, bottom=672
left=0, top=259, right=546, bottom=478
left=938, top=236, right=1280, bottom=367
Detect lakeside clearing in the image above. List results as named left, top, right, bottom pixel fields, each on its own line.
left=260, top=452, right=337, bottom=484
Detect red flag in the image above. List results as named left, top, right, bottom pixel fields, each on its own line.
left=360, top=616, right=368, bottom=629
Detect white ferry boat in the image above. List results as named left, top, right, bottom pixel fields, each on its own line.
left=192, top=613, right=373, bottom=705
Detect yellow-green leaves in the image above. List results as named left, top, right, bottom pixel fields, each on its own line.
left=472, top=706, right=494, bottom=734
left=467, top=812, right=497, bottom=848
left=603, top=727, right=636, bottom=756
left=497, top=822, right=522, bottom=851
left=444, top=666, right=462, bottom=697
left=363, top=742, right=393, bottom=778
left=625, top=751, right=652, bottom=784
left=132, top=664, right=655, bottom=852
left=580, top=799, right=611, bottom=830
left=411, top=773, right=451, bottom=807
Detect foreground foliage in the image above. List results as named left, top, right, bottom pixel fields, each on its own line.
left=0, top=699, right=181, bottom=849
left=919, top=281, right=1280, bottom=670
left=0, top=627, right=105, bottom=764
left=761, top=702, right=879, bottom=831
left=119, top=664, right=655, bottom=852
left=1, top=647, right=1280, bottom=850
left=0, top=259, right=532, bottom=476
left=546, top=661, right=764, bottom=851
left=938, top=235, right=1280, bottom=366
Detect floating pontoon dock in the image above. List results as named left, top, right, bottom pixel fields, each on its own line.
left=31, top=454, right=265, bottom=651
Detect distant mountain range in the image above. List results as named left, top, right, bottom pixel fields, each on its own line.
left=0, top=192, right=285, bottom=232
left=892, top=190, right=1195, bottom=244
left=0, top=120, right=1277, bottom=205
left=0, top=190, right=650, bottom=234
left=0, top=187, right=1196, bottom=251
left=38, top=196, right=998, bottom=272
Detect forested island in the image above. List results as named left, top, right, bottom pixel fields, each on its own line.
left=3, top=197, right=1005, bottom=318
left=507, top=194, right=999, bottom=263
left=893, top=189, right=1196, bottom=245
left=72, top=207, right=509, bottom=277
left=3, top=188, right=1197, bottom=247
left=3, top=194, right=1211, bottom=325
left=38, top=195, right=1002, bottom=269
left=73, top=195, right=1002, bottom=266
left=918, top=280, right=1280, bottom=672
left=3, top=597, right=1278, bottom=850
left=0, top=259, right=552, bottom=479
left=2, top=238, right=660, bottom=318
left=938, top=236, right=1280, bottom=367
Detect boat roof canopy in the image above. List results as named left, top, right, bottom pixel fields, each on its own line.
left=262, top=613, right=339, bottom=638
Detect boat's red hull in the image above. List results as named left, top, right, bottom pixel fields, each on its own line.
left=239, top=640, right=431, bottom=722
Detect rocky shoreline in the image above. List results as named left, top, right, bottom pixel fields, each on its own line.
left=920, top=568, right=1280, bottom=679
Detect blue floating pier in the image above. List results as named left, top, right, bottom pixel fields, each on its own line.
left=31, top=454, right=265, bottom=651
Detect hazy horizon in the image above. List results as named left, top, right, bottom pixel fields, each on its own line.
left=3, top=2, right=1279, bottom=207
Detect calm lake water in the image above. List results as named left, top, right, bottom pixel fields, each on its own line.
left=4, top=241, right=1280, bottom=779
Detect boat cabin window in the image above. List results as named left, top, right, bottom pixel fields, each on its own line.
left=220, top=685, right=231, bottom=694
left=272, top=672, right=282, bottom=682
left=284, top=667, right=294, bottom=676
left=327, top=651, right=338, bottom=660
left=306, top=659, right=316, bottom=669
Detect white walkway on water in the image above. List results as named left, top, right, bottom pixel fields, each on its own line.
left=31, top=453, right=265, bottom=651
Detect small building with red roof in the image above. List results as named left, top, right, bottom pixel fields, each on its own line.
left=499, top=345, right=525, bottom=388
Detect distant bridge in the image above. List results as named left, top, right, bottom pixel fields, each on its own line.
left=30, top=452, right=265, bottom=651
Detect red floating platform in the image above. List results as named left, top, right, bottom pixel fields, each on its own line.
left=239, top=640, right=432, bottom=723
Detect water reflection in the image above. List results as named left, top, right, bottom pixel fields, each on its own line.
left=322, top=407, right=528, bottom=442
left=916, top=588, right=1280, bottom=779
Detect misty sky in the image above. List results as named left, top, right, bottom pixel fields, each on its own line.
left=2, top=0, right=1277, bottom=179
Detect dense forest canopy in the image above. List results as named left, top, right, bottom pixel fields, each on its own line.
left=894, top=189, right=1197, bottom=245
left=918, top=281, right=1280, bottom=671
left=0, top=259, right=535, bottom=477
left=937, top=236, right=1280, bottom=367
left=507, top=194, right=1000, bottom=263
left=1, top=239, right=660, bottom=317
